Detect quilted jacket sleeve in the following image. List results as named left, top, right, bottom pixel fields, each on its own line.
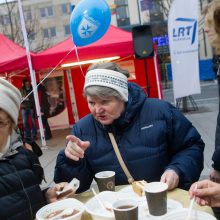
left=54, top=124, right=94, bottom=193
left=54, top=149, right=93, bottom=193
left=165, top=103, right=205, bottom=190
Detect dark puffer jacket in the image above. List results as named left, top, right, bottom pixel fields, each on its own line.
left=54, top=83, right=204, bottom=192
left=0, top=146, right=45, bottom=220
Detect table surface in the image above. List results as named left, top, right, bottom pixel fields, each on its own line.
left=74, top=186, right=214, bottom=220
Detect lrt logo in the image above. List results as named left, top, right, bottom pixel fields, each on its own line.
left=173, top=18, right=197, bottom=44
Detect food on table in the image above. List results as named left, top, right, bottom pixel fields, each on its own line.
left=132, top=180, right=148, bottom=196
left=45, top=208, right=79, bottom=219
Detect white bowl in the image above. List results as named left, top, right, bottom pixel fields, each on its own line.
left=85, top=191, right=127, bottom=220
left=161, top=208, right=217, bottom=220
left=36, top=198, right=85, bottom=220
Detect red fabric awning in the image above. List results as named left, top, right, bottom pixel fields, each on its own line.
left=33, top=25, right=134, bottom=70
left=0, top=34, right=30, bottom=73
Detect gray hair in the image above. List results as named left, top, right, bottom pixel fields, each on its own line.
left=84, top=62, right=129, bottom=101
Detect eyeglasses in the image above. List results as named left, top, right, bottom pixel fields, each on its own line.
left=0, top=120, right=10, bottom=128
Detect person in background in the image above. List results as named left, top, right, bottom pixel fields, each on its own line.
left=203, top=0, right=220, bottom=184
left=0, top=78, right=71, bottom=220
left=54, top=62, right=204, bottom=193
left=190, top=1, right=220, bottom=219
left=38, top=83, right=52, bottom=140
left=20, top=78, right=37, bottom=140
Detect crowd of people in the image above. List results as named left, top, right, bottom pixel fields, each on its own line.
left=1, top=1, right=220, bottom=220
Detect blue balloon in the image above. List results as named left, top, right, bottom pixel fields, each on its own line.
left=70, top=0, right=111, bottom=46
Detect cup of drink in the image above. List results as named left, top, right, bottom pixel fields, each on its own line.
left=112, top=199, right=138, bottom=220
left=144, top=182, right=168, bottom=216
left=95, top=171, right=115, bottom=192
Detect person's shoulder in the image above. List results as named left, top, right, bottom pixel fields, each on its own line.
left=76, top=114, right=94, bottom=126
left=145, top=98, right=171, bottom=109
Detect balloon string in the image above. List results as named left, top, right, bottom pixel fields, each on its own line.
left=22, top=46, right=75, bottom=103
left=74, top=45, right=85, bottom=77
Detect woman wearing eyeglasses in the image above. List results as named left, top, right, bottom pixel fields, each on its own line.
left=0, top=78, right=70, bottom=220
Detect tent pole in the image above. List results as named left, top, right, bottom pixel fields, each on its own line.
left=153, top=47, right=162, bottom=99
left=17, top=0, right=47, bottom=149
left=66, top=68, right=79, bottom=123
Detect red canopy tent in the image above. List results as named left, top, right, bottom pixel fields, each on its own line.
left=32, top=25, right=162, bottom=125
left=33, top=25, right=134, bottom=70
left=0, top=34, right=30, bottom=74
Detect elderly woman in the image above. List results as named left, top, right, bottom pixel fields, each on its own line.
left=54, top=62, right=204, bottom=193
left=0, top=78, right=70, bottom=220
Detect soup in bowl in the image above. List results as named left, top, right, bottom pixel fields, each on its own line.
left=36, top=198, right=85, bottom=220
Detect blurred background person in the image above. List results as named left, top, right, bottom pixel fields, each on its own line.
left=20, top=78, right=37, bottom=140
left=38, top=83, right=52, bottom=140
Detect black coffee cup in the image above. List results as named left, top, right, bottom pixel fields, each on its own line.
left=112, top=199, right=138, bottom=220
left=95, top=171, right=115, bottom=192
left=144, top=182, right=168, bottom=216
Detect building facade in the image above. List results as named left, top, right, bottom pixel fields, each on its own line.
left=0, top=0, right=213, bottom=60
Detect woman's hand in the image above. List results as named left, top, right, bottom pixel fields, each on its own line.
left=45, top=182, right=75, bottom=203
left=189, top=180, right=220, bottom=207
left=160, top=169, right=179, bottom=190
left=65, top=135, right=90, bottom=161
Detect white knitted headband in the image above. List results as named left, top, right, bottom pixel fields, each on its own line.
left=84, top=69, right=128, bottom=101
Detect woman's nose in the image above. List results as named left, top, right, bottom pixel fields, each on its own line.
left=95, top=104, right=103, bottom=113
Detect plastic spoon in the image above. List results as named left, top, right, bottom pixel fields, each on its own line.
left=185, top=184, right=198, bottom=220
left=91, top=188, right=113, bottom=212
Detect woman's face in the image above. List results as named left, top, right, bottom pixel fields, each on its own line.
left=87, top=95, right=125, bottom=125
left=0, top=110, right=12, bottom=151
left=204, top=10, right=220, bottom=49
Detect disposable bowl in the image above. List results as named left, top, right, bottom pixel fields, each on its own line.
left=161, top=208, right=217, bottom=220
left=36, top=198, right=85, bottom=220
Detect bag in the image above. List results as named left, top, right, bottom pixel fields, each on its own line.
left=23, top=138, right=43, bottom=157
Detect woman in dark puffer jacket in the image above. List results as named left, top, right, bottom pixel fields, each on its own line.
left=54, top=62, right=204, bottom=193
left=0, top=78, right=69, bottom=220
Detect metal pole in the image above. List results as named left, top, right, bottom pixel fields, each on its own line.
left=17, top=0, right=47, bottom=149
left=153, top=48, right=162, bottom=99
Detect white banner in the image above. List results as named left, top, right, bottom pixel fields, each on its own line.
left=168, top=0, right=201, bottom=100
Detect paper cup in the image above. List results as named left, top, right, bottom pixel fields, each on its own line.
left=95, top=171, right=115, bottom=192
left=144, top=182, right=168, bottom=216
left=112, top=199, right=138, bottom=220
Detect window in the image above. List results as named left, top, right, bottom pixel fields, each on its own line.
left=43, top=27, right=56, bottom=38
left=40, top=6, right=53, bottom=18
left=24, top=10, right=32, bottom=21
left=61, top=3, right=71, bottom=15
left=29, top=32, right=36, bottom=40
left=0, top=15, right=10, bottom=25
left=115, top=0, right=130, bottom=27
left=64, top=24, right=70, bottom=35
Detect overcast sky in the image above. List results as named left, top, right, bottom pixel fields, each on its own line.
left=0, top=0, right=15, bottom=3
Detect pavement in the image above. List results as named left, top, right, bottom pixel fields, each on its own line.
left=38, top=81, right=219, bottom=189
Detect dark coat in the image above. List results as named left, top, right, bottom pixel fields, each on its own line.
left=213, top=104, right=220, bottom=171
left=54, top=83, right=204, bottom=192
left=20, top=86, right=35, bottom=110
left=0, top=146, right=45, bottom=220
